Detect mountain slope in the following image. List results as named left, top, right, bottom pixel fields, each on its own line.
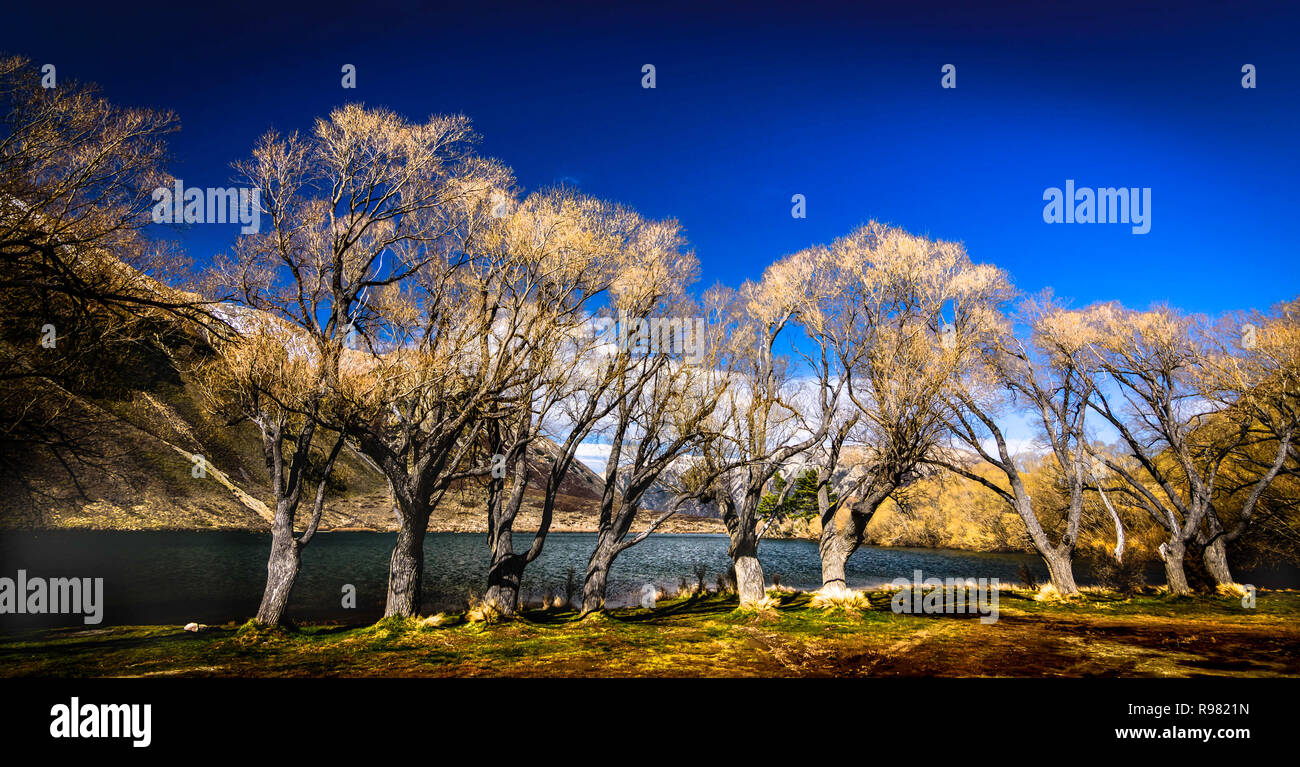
left=0, top=318, right=720, bottom=534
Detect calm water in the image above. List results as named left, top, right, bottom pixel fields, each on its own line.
left=0, top=531, right=1294, bottom=630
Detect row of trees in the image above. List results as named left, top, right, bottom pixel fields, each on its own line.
left=719, top=229, right=1296, bottom=601
left=3, top=56, right=1296, bottom=623
left=198, top=105, right=739, bottom=621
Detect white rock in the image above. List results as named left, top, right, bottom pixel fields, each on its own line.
left=184, top=622, right=199, bottom=632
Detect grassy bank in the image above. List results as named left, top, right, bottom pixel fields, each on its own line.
left=2, top=590, right=1297, bottom=678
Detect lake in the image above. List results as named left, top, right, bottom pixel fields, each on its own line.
left=0, top=531, right=1294, bottom=630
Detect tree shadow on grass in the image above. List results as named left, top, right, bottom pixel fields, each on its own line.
left=518, top=607, right=583, bottom=625
left=605, top=593, right=740, bottom=623
left=516, top=593, right=741, bottom=626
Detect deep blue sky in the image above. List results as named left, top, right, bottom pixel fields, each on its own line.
left=5, top=0, right=1298, bottom=315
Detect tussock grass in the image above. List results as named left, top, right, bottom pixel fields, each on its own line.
left=418, top=613, right=451, bottom=628
left=232, top=619, right=292, bottom=644
left=466, top=601, right=504, bottom=624
left=810, top=586, right=872, bottom=612
left=1216, top=583, right=1250, bottom=598
left=1033, top=584, right=1071, bottom=602
left=733, top=594, right=782, bottom=615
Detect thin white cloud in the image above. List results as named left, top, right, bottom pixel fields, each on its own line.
left=574, top=442, right=612, bottom=474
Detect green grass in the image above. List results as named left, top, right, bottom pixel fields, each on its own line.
left=1, top=589, right=1297, bottom=678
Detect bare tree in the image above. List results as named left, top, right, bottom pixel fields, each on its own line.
left=193, top=315, right=345, bottom=625
left=345, top=187, right=654, bottom=617
left=219, top=104, right=498, bottom=618
left=578, top=293, right=730, bottom=614
left=472, top=201, right=649, bottom=614
left=1082, top=304, right=1286, bottom=593
left=927, top=267, right=1097, bottom=595
left=793, top=224, right=961, bottom=592
left=0, top=54, right=195, bottom=314
left=1191, top=303, right=1298, bottom=583
left=696, top=262, right=841, bottom=606
left=0, top=54, right=219, bottom=483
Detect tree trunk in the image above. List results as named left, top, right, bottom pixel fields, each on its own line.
left=1202, top=536, right=1235, bottom=588
left=484, top=531, right=524, bottom=617
left=384, top=513, right=427, bottom=617
left=818, top=497, right=876, bottom=593
left=819, top=527, right=852, bottom=594
left=1161, top=537, right=1192, bottom=596
left=255, top=519, right=300, bottom=626
left=1040, top=547, right=1079, bottom=596
left=580, top=529, right=620, bottom=614
left=729, top=531, right=766, bottom=605
left=479, top=428, right=532, bottom=618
